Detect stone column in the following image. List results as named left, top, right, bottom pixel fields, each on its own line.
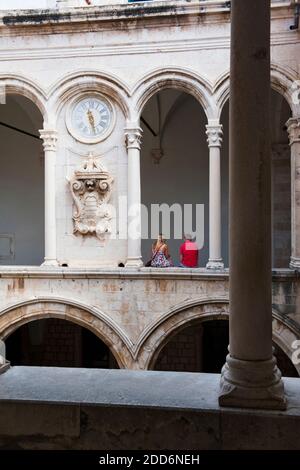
left=125, top=126, right=143, bottom=267
left=39, top=129, right=58, bottom=267
left=206, top=121, right=224, bottom=270
left=219, top=0, right=286, bottom=409
left=287, top=117, right=300, bottom=269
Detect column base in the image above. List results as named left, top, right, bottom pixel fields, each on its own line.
left=219, top=354, right=286, bottom=410
left=206, top=259, right=224, bottom=270
left=0, top=361, right=10, bottom=375
left=289, top=257, right=300, bottom=270
left=125, top=257, right=143, bottom=268
left=42, top=259, right=59, bottom=267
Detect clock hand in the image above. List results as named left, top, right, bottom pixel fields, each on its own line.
left=87, top=109, right=96, bottom=133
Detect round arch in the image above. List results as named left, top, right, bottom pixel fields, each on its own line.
left=214, top=63, right=298, bottom=118
left=0, top=298, right=133, bottom=369
left=48, top=70, right=131, bottom=126
left=132, top=67, right=216, bottom=121
left=0, top=74, right=48, bottom=123
left=272, top=315, right=300, bottom=376
left=134, top=299, right=300, bottom=374
left=135, top=300, right=230, bottom=370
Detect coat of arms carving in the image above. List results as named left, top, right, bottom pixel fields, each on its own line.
left=68, top=153, right=114, bottom=241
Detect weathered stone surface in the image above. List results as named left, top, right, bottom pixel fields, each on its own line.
left=0, top=269, right=298, bottom=369
left=0, top=367, right=299, bottom=450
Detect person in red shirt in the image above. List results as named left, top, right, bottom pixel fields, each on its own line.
left=179, top=234, right=199, bottom=268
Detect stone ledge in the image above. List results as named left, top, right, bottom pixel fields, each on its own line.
left=0, top=367, right=300, bottom=449
left=0, top=266, right=296, bottom=280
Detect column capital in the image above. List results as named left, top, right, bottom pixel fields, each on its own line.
left=125, top=127, right=143, bottom=150
left=39, top=129, right=58, bottom=152
left=286, top=117, right=300, bottom=145
left=206, top=123, right=223, bottom=148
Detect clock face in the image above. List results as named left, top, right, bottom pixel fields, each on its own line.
left=67, top=95, right=114, bottom=143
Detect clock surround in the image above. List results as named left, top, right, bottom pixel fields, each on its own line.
left=66, top=93, right=115, bottom=144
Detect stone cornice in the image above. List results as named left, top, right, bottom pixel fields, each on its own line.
left=0, top=0, right=293, bottom=35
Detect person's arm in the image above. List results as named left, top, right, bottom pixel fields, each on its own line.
left=163, top=244, right=170, bottom=258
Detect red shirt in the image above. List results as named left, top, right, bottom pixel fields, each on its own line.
left=180, top=240, right=198, bottom=268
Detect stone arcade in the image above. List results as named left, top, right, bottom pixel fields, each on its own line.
left=0, top=0, right=300, bottom=450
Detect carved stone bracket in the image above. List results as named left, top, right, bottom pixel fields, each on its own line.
left=68, top=152, right=114, bottom=241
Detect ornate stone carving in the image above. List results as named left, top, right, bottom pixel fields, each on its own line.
left=206, top=124, right=223, bottom=148
left=125, top=128, right=142, bottom=150
left=39, top=129, right=58, bottom=152
left=68, top=152, right=114, bottom=241
left=287, top=117, right=300, bottom=145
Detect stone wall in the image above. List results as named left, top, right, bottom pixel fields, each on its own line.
left=0, top=269, right=298, bottom=371
left=154, top=324, right=202, bottom=372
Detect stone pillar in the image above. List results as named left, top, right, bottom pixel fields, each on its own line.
left=219, top=0, right=286, bottom=410
left=125, top=126, right=143, bottom=267
left=287, top=117, right=300, bottom=269
left=206, top=121, right=224, bottom=270
left=39, top=129, right=58, bottom=267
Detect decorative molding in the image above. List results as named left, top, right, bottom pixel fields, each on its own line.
left=125, top=127, right=142, bottom=150
left=287, top=117, right=300, bottom=145
left=39, top=129, right=58, bottom=151
left=206, top=123, right=223, bottom=147
left=68, top=152, right=114, bottom=241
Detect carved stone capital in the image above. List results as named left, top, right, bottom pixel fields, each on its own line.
left=206, top=124, right=223, bottom=148
left=39, top=129, right=58, bottom=152
left=286, top=117, right=300, bottom=145
left=125, top=127, right=143, bottom=150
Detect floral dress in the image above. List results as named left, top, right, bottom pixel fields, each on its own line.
left=151, top=248, right=173, bottom=268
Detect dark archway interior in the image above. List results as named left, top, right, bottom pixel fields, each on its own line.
left=154, top=319, right=298, bottom=377
left=0, top=94, right=44, bottom=265
left=5, top=318, right=119, bottom=369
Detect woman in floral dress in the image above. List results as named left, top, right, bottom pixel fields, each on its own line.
left=150, top=235, right=173, bottom=268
